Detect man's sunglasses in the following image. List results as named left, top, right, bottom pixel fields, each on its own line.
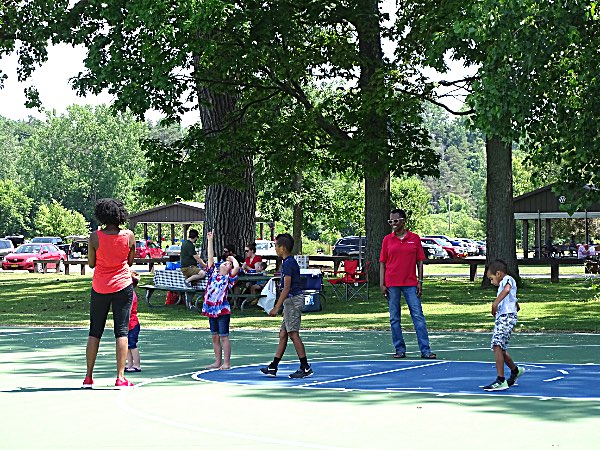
left=387, top=218, right=406, bottom=225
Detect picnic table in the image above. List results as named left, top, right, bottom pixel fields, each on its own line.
left=232, top=273, right=272, bottom=311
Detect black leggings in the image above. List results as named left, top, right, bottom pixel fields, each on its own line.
left=89, top=284, right=133, bottom=339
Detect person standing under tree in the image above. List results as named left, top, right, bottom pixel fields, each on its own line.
left=379, top=208, right=436, bottom=359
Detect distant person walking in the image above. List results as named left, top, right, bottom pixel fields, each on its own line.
left=83, top=198, right=136, bottom=389
left=379, top=208, right=436, bottom=359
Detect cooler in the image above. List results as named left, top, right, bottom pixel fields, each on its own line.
left=301, top=290, right=322, bottom=312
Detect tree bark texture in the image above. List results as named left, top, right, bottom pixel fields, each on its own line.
left=292, top=172, right=303, bottom=255
left=198, top=88, right=256, bottom=258
left=483, top=136, right=520, bottom=287
left=356, top=0, right=390, bottom=283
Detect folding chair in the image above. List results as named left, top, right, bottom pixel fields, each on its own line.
left=327, top=259, right=369, bottom=301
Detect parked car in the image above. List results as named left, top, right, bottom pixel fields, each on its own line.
left=423, top=237, right=458, bottom=258
left=165, top=244, right=181, bottom=256
left=31, top=236, right=70, bottom=254
left=66, top=236, right=88, bottom=259
left=2, top=243, right=67, bottom=272
left=135, top=240, right=165, bottom=259
left=476, top=240, right=487, bottom=255
left=332, top=236, right=366, bottom=257
left=0, top=238, right=15, bottom=261
left=448, top=240, right=469, bottom=258
left=420, top=238, right=447, bottom=259
left=456, top=238, right=479, bottom=256
left=255, top=239, right=277, bottom=256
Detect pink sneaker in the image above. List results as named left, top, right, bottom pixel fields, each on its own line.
left=115, top=377, right=134, bottom=387
left=82, top=376, right=93, bottom=389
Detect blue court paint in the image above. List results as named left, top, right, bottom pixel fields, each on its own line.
left=194, top=360, right=600, bottom=400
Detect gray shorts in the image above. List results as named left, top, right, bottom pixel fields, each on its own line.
left=491, top=313, right=518, bottom=350
left=280, top=294, right=304, bottom=333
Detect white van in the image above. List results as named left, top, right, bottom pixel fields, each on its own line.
left=255, top=239, right=277, bottom=256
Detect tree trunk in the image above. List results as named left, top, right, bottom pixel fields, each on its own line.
left=292, top=172, right=303, bottom=255
left=365, top=170, right=391, bottom=281
left=483, top=136, right=520, bottom=287
left=198, top=88, right=256, bottom=258
left=356, top=0, right=389, bottom=283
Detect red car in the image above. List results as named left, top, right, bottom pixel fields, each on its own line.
left=135, top=240, right=165, bottom=259
left=2, top=243, right=67, bottom=272
left=422, top=237, right=460, bottom=259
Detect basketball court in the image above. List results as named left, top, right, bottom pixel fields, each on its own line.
left=1, top=327, right=599, bottom=449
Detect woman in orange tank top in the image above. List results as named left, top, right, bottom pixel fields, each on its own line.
left=82, top=198, right=136, bottom=389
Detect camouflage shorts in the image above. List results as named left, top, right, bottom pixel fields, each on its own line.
left=280, top=294, right=304, bottom=333
left=491, top=313, right=518, bottom=350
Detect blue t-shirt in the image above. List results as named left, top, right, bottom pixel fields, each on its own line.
left=280, top=256, right=303, bottom=297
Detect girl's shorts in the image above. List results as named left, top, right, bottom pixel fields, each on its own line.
left=209, top=314, right=230, bottom=337
left=128, top=324, right=140, bottom=349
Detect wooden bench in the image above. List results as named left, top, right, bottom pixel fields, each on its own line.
left=423, top=257, right=585, bottom=282
left=32, top=259, right=64, bottom=273
left=139, top=270, right=207, bottom=310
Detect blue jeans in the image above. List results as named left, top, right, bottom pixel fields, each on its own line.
left=387, top=286, right=432, bottom=355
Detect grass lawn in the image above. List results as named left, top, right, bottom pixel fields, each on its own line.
left=1, top=271, right=599, bottom=332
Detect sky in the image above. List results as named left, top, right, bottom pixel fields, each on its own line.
left=0, top=7, right=473, bottom=127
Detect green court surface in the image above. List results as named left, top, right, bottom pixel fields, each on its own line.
left=1, top=327, right=599, bottom=449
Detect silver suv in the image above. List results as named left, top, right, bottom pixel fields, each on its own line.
left=0, top=239, right=15, bottom=261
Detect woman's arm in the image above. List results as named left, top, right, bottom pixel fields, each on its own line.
left=88, top=232, right=98, bottom=268
left=127, top=230, right=136, bottom=266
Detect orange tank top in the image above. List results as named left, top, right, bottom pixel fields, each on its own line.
left=92, top=230, right=132, bottom=294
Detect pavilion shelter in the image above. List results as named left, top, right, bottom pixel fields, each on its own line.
left=128, top=201, right=275, bottom=244
left=513, top=185, right=600, bottom=258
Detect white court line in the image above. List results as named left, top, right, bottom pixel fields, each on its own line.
left=115, top=372, right=354, bottom=450
left=297, top=361, right=448, bottom=388
left=543, top=377, right=565, bottom=382
left=0, top=328, right=84, bottom=337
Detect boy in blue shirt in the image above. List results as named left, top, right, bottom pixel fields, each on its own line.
left=260, top=233, right=313, bottom=379
left=483, top=259, right=524, bottom=391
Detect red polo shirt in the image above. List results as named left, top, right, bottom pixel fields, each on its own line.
left=379, top=230, right=425, bottom=287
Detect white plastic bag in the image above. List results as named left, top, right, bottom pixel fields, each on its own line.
left=258, top=278, right=277, bottom=313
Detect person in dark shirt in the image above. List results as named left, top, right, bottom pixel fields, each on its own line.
left=180, top=229, right=206, bottom=285
left=260, top=233, right=313, bottom=379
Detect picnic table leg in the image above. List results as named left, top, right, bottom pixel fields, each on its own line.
left=43, top=263, right=48, bottom=274
left=65, top=264, right=70, bottom=275
left=551, top=263, right=559, bottom=283
left=80, top=263, right=85, bottom=275
left=470, top=264, right=477, bottom=282
left=149, top=262, right=155, bottom=273
left=145, top=288, right=156, bottom=307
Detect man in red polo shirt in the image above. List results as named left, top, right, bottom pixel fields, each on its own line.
left=379, top=208, right=436, bottom=359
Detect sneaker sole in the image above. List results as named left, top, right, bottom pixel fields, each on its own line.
left=483, top=386, right=509, bottom=391
left=81, top=385, right=93, bottom=389
left=289, top=372, right=314, bottom=379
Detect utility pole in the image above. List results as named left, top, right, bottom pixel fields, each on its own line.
left=447, top=185, right=453, bottom=234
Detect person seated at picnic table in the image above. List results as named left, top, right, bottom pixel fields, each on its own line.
left=242, top=242, right=263, bottom=273
left=545, top=235, right=556, bottom=256
left=577, top=243, right=590, bottom=259
left=568, top=234, right=577, bottom=257
left=588, top=242, right=598, bottom=257
left=180, top=229, right=206, bottom=286
left=248, top=261, right=269, bottom=295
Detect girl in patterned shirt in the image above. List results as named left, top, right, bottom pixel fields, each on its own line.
left=202, top=230, right=239, bottom=370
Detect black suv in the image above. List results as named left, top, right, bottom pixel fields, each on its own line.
left=332, top=236, right=366, bottom=257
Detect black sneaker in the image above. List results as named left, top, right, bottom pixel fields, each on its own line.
left=260, top=366, right=277, bottom=377
left=507, top=366, right=525, bottom=386
left=289, top=366, right=313, bottom=379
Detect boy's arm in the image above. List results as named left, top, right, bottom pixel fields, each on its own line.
left=269, top=275, right=291, bottom=317
left=229, top=255, right=240, bottom=276
left=206, top=230, right=214, bottom=267
left=491, top=283, right=511, bottom=316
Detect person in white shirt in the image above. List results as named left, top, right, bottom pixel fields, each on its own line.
left=483, top=259, right=524, bottom=391
left=577, top=244, right=590, bottom=259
